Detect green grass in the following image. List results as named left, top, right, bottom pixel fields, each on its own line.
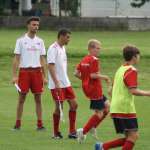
left=0, top=29, right=150, bottom=150
left=1, top=29, right=150, bottom=57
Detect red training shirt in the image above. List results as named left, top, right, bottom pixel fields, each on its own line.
left=76, top=55, right=103, bottom=100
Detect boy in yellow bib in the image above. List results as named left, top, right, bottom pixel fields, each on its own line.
left=95, top=45, right=150, bottom=150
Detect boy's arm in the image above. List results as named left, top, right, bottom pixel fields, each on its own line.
left=90, top=72, right=112, bottom=96
left=90, top=72, right=111, bottom=85
left=129, top=88, right=150, bottom=96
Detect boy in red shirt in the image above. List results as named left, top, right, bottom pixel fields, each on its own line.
left=74, top=39, right=111, bottom=143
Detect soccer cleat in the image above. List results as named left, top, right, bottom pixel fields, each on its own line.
left=52, top=132, right=63, bottom=139
left=68, top=132, right=77, bottom=139
left=12, top=125, right=21, bottom=131
left=36, top=126, right=46, bottom=131
left=77, top=128, right=86, bottom=143
left=95, top=142, right=103, bottom=150
left=90, top=128, right=99, bottom=140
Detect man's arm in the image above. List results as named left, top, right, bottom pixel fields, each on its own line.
left=12, top=54, right=20, bottom=84
left=129, top=88, right=150, bottom=96
left=40, top=55, right=48, bottom=84
left=74, top=69, right=81, bottom=79
left=48, top=63, right=60, bottom=89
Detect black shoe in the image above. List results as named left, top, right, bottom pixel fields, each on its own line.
left=12, top=125, right=20, bottom=131
left=52, top=132, right=63, bottom=139
left=36, top=126, right=46, bottom=131
left=68, top=132, right=77, bottom=139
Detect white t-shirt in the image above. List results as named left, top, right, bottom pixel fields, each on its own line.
left=14, top=34, right=46, bottom=68
left=47, top=42, right=71, bottom=89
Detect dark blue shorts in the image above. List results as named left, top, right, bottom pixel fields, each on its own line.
left=112, top=117, right=138, bottom=134
left=90, top=95, right=107, bottom=111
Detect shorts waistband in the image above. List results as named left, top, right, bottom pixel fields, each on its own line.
left=20, top=67, right=41, bottom=71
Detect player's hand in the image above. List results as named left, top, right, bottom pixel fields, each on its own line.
left=105, top=77, right=111, bottom=85
left=12, top=76, right=18, bottom=84
left=43, top=78, right=48, bottom=85
left=55, top=81, right=61, bottom=90
left=107, top=85, right=112, bottom=97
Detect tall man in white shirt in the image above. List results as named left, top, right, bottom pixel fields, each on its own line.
left=47, top=29, right=78, bottom=139
left=12, top=17, right=47, bottom=130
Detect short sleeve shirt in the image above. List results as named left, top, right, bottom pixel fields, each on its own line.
left=14, top=34, right=46, bottom=68
left=124, top=66, right=138, bottom=88
left=47, top=42, right=71, bottom=89
left=77, top=55, right=103, bottom=100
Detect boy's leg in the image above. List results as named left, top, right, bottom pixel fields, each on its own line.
left=94, top=101, right=109, bottom=128
left=83, top=110, right=103, bottom=134
left=83, top=98, right=106, bottom=134
left=102, top=138, right=126, bottom=150
left=122, top=131, right=138, bottom=150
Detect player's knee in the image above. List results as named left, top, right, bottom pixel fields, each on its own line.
left=70, top=103, right=78, bottom=111
left=18, top=98, right=25, bottom=104
left=35, top=99, right=41, bottom=104
left=94, top=110, right=103, bottom=118
left=54, top=109, right=60, bottom=115
left=133, top=132, right=139, bottom=141
left=103, top=108, right=109, bottom=116
left=128, top=132, right=139, bottom=142
left=18, top=100, right=24, bottom=104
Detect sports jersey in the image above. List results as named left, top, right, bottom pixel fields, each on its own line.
left=77, top=55, right=103, bottom=100
left=47, top=42, right=71, bottom=89
left=110, top=65, right=138, bottom=116
left=14, top=34, right=46, bottom=68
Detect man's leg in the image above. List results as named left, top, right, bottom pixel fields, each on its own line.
left=14, top=93, right=27, bottom=128
left=67, top=99, right=78, bottom=135
left=34, top=93, right=44, bottom=129
left=52, top=101, right=63, bottom=138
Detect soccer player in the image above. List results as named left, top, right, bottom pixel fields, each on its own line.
left=47, top=29, right=78, bottom=139
left=12, top=16, right=47, bottom=130
left=95, top=45, right=150, bottom=150
left=74, top=39, right=111, bottom=143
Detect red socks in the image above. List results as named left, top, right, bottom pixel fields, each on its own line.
left=53, top=113, right=60, bottom=135
left=69, top=110, right=76, bottom=134
left=83, top=114, right=101, bottom=134
left=103, top=138, right=126, bottom=150
left=122, top=140, right=134, bottom=150
left=94, top=110, right=108, bottom=128
left=103, top=139, right=134, bottom=150
left=37, top=120, right=43, bottom=128
left=53, top=111, right=76, bottom=135
left=16, top=120, right=43, bottom=128
left=15, top=120, right=21, bottom=128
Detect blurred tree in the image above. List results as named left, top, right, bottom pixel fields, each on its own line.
left=59, top=0, right=79, bottom=17
left=131, top=0, right=150, bottom=7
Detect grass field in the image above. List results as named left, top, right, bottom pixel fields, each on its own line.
left=0, top=29, right=150, bottom=150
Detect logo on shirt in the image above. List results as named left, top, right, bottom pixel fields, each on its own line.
left=81, top=63, right=90, bottom=66
left=27, top=46, right=39, bottom=51
left=36, top=42, right=40, bottom=45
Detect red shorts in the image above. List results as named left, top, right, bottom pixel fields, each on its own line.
left=18, top=68, right=43, bottom=94
left=51, top=86, right=75, bottom=101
